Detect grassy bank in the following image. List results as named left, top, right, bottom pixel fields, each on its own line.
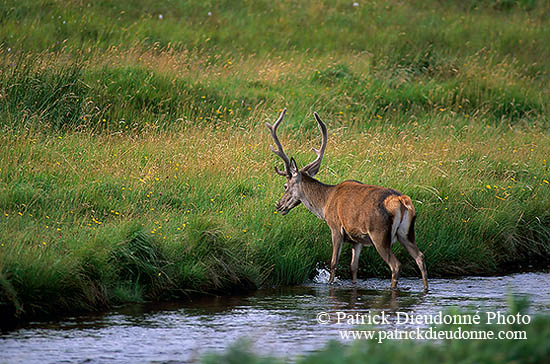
left=1, top=0, right=550, bottom=320
left=1, top=125, right=549, bottom=319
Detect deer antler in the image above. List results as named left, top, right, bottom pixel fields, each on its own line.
left=265, top=108, right=291, bottom=177
left=301, top=112, right=327, bottom=177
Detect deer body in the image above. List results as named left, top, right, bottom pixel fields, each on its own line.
left=267, top=109, right=428, bottom=290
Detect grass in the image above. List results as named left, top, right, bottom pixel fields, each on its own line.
left=0, top=0, right=550, bottom=321
left=1, top=48, right=548, bottom=132
left=1, top=125, right=549, bottom=320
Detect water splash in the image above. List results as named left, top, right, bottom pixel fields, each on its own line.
left=313, top=267, right=337, bottom=284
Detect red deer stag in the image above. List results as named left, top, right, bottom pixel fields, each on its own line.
left=266, top=109, right=428, bottom=290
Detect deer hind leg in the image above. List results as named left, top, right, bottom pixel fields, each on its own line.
left=350, top=242, right=363, bottom=284
left=397, top=231, right=428, bottom=291
left=371, top=230, right=401, bottom=289
left=328, top=228, right=344, bottom=284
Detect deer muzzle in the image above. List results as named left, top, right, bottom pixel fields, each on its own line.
left=276, top=201, right=287, bottom=215
left=276, top=197, right=300, bottom=215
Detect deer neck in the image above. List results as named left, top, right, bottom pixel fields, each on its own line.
left=300, top=174, right=334, bottom=220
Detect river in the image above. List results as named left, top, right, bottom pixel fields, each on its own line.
left=1, top=271, right=549, bottom=363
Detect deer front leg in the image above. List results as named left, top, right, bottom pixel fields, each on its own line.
left=328, top=228, right=343, bottom=284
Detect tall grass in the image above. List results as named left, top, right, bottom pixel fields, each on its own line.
left=1, top=125, right=549, bottom=319
left=1, top=0, right=549, bottom=130
left=1, top=0, right=550, bottom=320
left=1, top=49, right=547, bottom=132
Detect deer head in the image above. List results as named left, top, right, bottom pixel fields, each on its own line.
left=265, top=109, right=328, bottom=215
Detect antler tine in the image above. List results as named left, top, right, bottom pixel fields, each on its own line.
left=301, top=112, right=328, bottom=177
left=265, top=108, right=291, bottom=177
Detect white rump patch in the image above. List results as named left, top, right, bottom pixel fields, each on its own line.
left=391, top=208, right=401, bottom=244
left=397, top=209, right=411, bottom=239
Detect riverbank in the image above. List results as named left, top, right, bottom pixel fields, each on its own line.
left=1, top=126, right=549, bottom=322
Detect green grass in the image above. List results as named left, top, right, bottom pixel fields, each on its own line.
left=1, top=49, right=548, bottom=132
left=1, top=0, right=549, bottom=130
left=1, top=126, right=549, bottom=320
left=1, top=0, right=550, bottom=321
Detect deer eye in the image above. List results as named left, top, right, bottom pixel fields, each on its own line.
left=284, top=184, right=288, bottom=190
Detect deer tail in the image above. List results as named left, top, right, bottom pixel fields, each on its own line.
left=397, top=195, right=416, bottom=242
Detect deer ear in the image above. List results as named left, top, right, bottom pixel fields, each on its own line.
left=289, top=157, right=299, bottom=177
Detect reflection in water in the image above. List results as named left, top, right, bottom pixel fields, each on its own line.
left=1, top=272, right=549, bottom=364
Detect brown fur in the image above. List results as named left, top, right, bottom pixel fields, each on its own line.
left=302, top=177, right=428, bottom=290
left=267, top=110, right=428, bottom=290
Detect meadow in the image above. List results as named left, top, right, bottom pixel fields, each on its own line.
left=1, top=0, right=550, bottom=321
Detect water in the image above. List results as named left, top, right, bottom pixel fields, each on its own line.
left=2, top=271, right=550, bottom=363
